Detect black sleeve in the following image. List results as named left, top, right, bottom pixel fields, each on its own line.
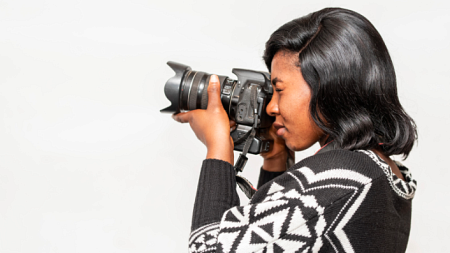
left=191, top=159, right=240, bottom=232
left=257, top=167, right=285, bottom=189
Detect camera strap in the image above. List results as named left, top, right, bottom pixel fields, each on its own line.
left=234, top=85, right=259, bottom=199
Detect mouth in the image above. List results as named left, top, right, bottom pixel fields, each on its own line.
left=273, top=122, right=286, bottom=136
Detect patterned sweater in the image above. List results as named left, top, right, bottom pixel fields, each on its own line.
left=188, top=149, right=417, bottom=253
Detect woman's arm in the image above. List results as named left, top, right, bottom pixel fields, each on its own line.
left=191, top=159, right=240, bottom=232
left=172, top=75, right=240, bottom=241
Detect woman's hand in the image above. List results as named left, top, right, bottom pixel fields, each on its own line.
left=260, top=124, right=294, bottom=172
left=172, top=75, right=234, bottom=164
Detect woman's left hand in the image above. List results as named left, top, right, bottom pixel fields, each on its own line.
left=260, top=123, right=295, bottom=172
left=172, top=75, right=234, bottom=164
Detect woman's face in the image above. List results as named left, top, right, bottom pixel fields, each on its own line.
left=266, top=51, right=324, bottom=151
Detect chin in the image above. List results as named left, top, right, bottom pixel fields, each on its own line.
left=286, top=143, right=302, bottom=152
left=287, top=140, right=315, bottom=152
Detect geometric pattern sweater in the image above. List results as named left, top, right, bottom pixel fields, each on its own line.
left=189, top=149, right=417, bottom=253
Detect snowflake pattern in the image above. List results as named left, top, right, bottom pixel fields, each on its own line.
left=189, top=150, right=417, bottom=253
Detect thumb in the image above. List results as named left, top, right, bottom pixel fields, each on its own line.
left=207, top=74, right=222, bottom=109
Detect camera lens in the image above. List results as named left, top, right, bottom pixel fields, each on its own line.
left=161, top=61, right=229, bottom=114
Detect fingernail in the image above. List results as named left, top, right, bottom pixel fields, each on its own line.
left=210, top=74, right=219, bottom=83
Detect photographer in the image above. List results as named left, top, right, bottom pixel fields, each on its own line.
left=173, top=7, right=417, bottom=253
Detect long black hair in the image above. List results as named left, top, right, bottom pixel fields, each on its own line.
left=263, top=8, right=417, bottom=158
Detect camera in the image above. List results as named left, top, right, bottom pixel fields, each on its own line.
left=161, top=61, right=274, bottom=154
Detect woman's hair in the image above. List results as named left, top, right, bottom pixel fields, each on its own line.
left=263, top=8, right=417, bottom=158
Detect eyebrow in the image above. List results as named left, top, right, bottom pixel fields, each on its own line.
left=271, top=77, right=281, bottom=86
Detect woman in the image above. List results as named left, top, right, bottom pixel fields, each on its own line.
left=173, top=7, right=417, bottom=253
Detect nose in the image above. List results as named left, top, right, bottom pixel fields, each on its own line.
left=266, top=93, right=279, bottom=117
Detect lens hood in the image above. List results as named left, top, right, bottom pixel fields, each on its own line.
left=160, top=61, right=191, bottom=113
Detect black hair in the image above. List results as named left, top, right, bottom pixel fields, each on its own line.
left=263, top=8, right=417, bottom=158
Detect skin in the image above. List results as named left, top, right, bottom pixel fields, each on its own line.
left=373, top=149, right=404, bottom=180
left=173, top=51, right=404, bottom=181
left=172, top=75, right=234, bottom=164
left=259, top=50, right=328, bottom=172
left=266, top=51, right=325, bottom=152
left=259, top=123, right=295, bottom=172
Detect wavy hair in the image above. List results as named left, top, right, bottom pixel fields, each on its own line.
left=263, top=8, right=417, bottom=158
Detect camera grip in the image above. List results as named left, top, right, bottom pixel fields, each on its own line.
left=231, top=126, right=271, bottom=154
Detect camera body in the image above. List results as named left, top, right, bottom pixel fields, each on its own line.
left=161, top=61, right=274, bottom=154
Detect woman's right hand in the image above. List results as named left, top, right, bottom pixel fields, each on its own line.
left=260, top=123, right=294, bottom=172
left=172, top=75, right=234, bottom=164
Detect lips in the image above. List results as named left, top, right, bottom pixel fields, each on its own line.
left=273, top=122, right=286, bottom=136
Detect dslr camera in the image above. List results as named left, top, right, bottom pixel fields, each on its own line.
left=161, top=61, right=274, bottom=155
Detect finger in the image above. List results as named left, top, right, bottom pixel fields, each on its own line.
left=230, top=125, right=237, bottom=132
left=229, top=120, right=237, bottom=132
left=207, top=74, right=222, bottom=109
left=172, top=112, right=191, bottom=123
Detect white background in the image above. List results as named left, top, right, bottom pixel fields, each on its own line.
left=1, top=0, right=449, bottom=252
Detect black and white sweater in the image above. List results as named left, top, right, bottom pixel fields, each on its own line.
left=189, top=149, right=417, bottom=253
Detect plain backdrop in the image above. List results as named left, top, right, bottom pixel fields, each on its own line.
left=1, top=0, right=449, bottom=252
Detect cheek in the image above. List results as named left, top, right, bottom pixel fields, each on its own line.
left=286, top=96, right=321, bottom=150
left=283, top=94, right=309, bottom=122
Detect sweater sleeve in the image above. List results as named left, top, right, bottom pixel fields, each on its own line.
left=191, top=159, right=240, bottom=232
left=257, top=168, right=285, bottom=189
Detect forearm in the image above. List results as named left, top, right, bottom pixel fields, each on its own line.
left=191, top=159, right=240, bottom=232
left=259, top=150, right=293, bottom=188
left=205, top=139, right=234, bottom=165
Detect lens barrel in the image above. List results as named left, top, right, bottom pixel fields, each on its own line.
left=180, top=70, right=209, bottom=111
left=161, top=61, right=229, bottom=114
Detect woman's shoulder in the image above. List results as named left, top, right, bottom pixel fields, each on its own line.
left=251, top=150, right=375, bottom=206
left=299, top=149, right=417, bottom=199
left=292, top=149, right=386, bottom=180
left=253, top=149, right=416, bottom=206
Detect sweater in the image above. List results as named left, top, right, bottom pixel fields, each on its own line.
left=188, top=149, right=417, bottom=253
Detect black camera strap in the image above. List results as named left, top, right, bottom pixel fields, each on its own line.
left=234, top=85, right=259, bottom=199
